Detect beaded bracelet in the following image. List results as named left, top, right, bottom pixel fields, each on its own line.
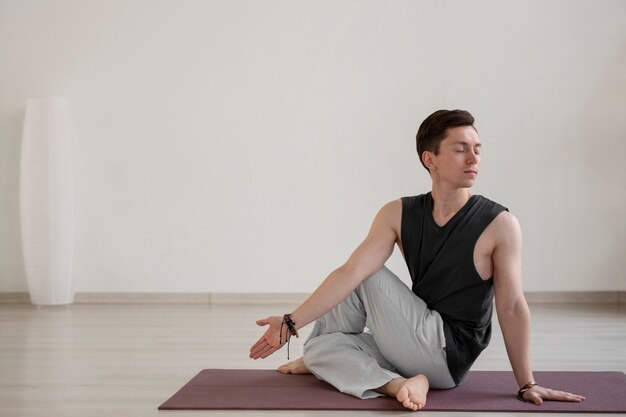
left=280, top=314, right=299, bottom=359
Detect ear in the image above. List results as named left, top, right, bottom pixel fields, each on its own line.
left=422, top=151, right=436, bottom=171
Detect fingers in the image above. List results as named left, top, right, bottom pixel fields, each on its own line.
left=527, top=391, right=543, bottom=405
left=249, top=338, right=270, bottom=359
left=249, top=339, right=279, bottom=359
left=542, top=388, right=585, bottom=402
left=249, top=331, right=283, bottom=359
left=250, top=316, right=284, bottom=360
left=249, top=336, right=267, bottom=356
left=259, top=344, right=280, bottom=359
left=525, top=387, right=586, bottom=404
left=547, top=389, right=585, bottom=402
left=249, top=318, right=273, bottom=357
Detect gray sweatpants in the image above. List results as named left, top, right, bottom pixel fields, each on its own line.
left=302, top=265, right=456, bottom=399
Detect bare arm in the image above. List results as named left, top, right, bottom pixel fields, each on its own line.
left=493, top=212, right=584, bottom=404
left=249, top=200, right=400, bottom=360
left=289, top=200, right=400, bottom=329
left=492, top=212, right=533, bottom=387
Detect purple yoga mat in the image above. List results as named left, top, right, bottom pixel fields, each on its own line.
left=159, top=369, right=626, bottom=413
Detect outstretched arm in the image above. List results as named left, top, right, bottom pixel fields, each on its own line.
left=492, top=212, right=585, bottom=404
left=249, top=200, right=400, bottom=360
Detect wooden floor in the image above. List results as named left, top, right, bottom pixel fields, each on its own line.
left=0, top=302, right=624, bottom=417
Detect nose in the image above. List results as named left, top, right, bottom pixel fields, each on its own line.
left=466, top=152, right=478, bottom=165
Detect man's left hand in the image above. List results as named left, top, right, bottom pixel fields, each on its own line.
left=522, top=385, right=586, bottom=404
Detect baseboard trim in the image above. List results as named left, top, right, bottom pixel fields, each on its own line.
left=76, top=292, right=211, bottom=304
left=1, top=291, right=624, bottom=305
left=0, top=292, right=307, bottom=305
left=524, top=291, right=625, bottom=304
left=209, top=292, right=308, bottom=305
left=0, top=293, right=31, bottom=303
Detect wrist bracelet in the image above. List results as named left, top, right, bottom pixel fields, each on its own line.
left=282, top=314, right=299, bottom=338
left=280, top=314, right=299, bottom=360
left=516, top=380, right=538, bottom=401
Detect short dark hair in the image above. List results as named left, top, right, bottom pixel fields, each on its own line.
left=415, top=109, right=476, bottom=171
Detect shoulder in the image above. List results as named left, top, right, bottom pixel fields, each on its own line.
left=400, top=194, right=428, bottom=205
left=373, top=199, right=405, bottom=241
left=490, top=210, right=520, bottom=231
left=473, top=195, right=513, bottom=229
left=377, top=194, right=430, bottom=228
left=383, top=194, right=429, bottom=218
left=490, top=211, right=522, bottom=248
left=475, top=194, right=508, bottom=214
left=378, top=199, right=402, bottom=222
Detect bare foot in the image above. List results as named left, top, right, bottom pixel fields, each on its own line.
left=378, top=374, right=429, bottom=411
left=277, top=357, right=311, bottom=374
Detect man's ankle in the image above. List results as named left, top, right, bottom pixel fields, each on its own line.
left=375, top=377, right=405, bottom=397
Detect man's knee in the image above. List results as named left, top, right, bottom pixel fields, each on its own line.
left=358, top=265, right=396, bottom=293
left=303, top=333, right=336, bottom=370
left=304, top=333, right=343, bottom=354
left=303, top=333, right=355, bottom=367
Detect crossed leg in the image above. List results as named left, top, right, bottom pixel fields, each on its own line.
left=278, top=265, right=455, bottom=410
left=279, top=354, right=429, bottom=410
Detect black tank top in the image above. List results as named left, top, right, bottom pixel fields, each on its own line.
left=400, top=193, right=508, bottom=384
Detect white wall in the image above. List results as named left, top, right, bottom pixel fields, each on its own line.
left=1, top=0, right=625, bottom=294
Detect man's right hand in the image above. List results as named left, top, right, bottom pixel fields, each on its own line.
left=249, top=316, right=287, bottom=359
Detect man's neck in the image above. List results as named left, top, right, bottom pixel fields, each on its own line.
left=430, top=187, right=472, bottom=223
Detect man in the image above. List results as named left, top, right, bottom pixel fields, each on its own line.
left=249, top=109, right=585, bottom=411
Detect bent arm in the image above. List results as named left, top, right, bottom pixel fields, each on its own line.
left=249, top=200, right=400, bottom=359
left=289, top=201, right=399, bottom=330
